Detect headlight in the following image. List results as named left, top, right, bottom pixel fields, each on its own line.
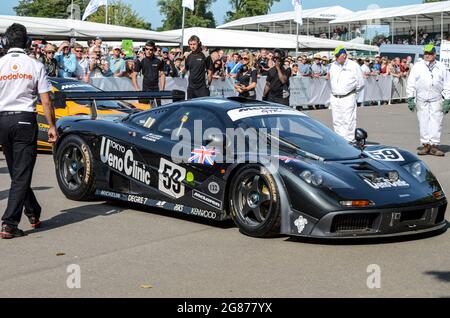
left=403, top=161, right=427, bottom=183
left=300, top=170, right=350, bottom=188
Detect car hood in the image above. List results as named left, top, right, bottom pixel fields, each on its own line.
left=277, top=147, right=443, bottom=208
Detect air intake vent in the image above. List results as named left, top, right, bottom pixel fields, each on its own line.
left=400, top=209, right=426, bottom=222
left=435, top=204, right=447, bottom=224
left=331, top=213, right=379, bottom=233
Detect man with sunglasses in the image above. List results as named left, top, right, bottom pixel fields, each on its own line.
left=38, top=44, right=58, bottom=77
left=73, top=43, right=90, bottom=82
left=182, top=35, right=213, bottom=99
left=407, top=44, right=450, bottom=157
left=54, top=41, right=77, bottom=78
left=132, top=41, right=165, bottom=100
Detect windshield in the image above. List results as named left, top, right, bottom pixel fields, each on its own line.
left=238, top=114, right=362, bottom=160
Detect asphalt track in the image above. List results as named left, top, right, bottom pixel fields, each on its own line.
left=0, top=104, right=449, bottom=298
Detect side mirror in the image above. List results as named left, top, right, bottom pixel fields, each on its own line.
left=172, top=90, right=186, bottom=102
left=355, top=128, right=368, bottom=149
left=51, top=92, right=67, bottom=109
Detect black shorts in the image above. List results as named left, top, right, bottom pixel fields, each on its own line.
left=140, top=86, right=160, bottom=106
left=268, top=95, right=289, bottom=106
left=187, top=86, right=210, bottom=100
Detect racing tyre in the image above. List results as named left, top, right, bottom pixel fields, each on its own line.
left=229, top=165, right=281, bottom=237
left=55, top=135, right=96, bottom=201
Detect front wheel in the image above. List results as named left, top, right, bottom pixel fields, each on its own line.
left=228, top=165, right=281, bottom=237
left=55, top=135, right=96, bottom=201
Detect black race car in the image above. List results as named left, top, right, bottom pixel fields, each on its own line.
left=53, top=94, right=447, bottom=239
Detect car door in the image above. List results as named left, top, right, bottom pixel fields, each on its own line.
left=125, top=105, right=228, bottom=213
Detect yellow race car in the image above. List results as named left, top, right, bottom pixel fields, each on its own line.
left=37, top=78, right=150, bottom=151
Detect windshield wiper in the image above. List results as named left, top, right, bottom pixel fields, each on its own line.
left=265, top=132, right=324, bottom=162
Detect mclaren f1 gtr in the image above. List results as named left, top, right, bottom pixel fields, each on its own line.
left=53, top=95, right=447, bottom=239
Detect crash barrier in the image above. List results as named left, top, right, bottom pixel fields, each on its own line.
left=390, top=77, right=408, bottom=102
left=90, top=75, right=403, bottom=107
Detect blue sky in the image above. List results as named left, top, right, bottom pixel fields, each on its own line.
left=1, top=0, right=422, bottom=28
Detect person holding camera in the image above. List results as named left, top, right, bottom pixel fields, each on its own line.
left=235, top=53, right=258, bottom=99
left=89, top=47, right=108, bottom=78
left=0, top=23, right=57, bottom=239
left=263, top=49, right=290, bottom=106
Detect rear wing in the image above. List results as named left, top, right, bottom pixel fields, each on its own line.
left=52, top=90, right=186, bottom=119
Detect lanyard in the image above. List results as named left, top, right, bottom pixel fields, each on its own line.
left=426, top=61, right=436, bottom=74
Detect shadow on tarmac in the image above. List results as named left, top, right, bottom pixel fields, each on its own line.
left=0, top=186, right=52, bottom=201
left=25, top=202, right=123, bottom=235
left=25, top=200, right=236, bottom=235
left=112, top=200, right=236, bottom=230
left=424, top=271, right=450, bottom=283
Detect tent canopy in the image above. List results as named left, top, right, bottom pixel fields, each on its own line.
left=330, top=1, right=450, bottom=25
left=0, top=15, right=180, bottom=42
left=160, top=27, right=378, bottom=51
left=216, top=6, right=353, bottom=35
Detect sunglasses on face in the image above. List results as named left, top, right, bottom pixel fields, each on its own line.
left=144, top=47, right=153, bottom=51
left=75, top=50, right=83, bottom=53
left=46, top=51, right=54, bottom=54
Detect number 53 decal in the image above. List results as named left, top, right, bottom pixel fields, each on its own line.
left=158, top=158, right=187, bottom=198
left=366, top=148, right=404, bottom=161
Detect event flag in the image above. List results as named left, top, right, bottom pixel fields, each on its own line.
left=82, top=0, right=107, bottom=21
left=182, top=0, right=195, bottom=11
left=292, top=0, right=303, bottom=26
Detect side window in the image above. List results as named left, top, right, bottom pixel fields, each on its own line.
left=154, top=107, right=224, bottom=140
left=129, top=108, right=171, bottom=129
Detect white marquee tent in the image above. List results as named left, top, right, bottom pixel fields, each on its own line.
left=216, top=6, right=353, bottom=36
left=330, top=1, right=450, bottom=44
left=161, top=27, right=378, bottom=52
left=0, top=15, right=180, bottom=42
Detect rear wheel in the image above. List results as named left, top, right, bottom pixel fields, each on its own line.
left=55, top=135, right=96, bottom=201
left=229, top=165, right=281, bottom=237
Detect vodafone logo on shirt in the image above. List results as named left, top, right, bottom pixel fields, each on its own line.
left=0, top=63, right=33, bottom=81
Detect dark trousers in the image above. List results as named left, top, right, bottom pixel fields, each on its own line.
left=268, top=95, right=289, bottom=106
left=187, top=86, right=210, bottom=99
left=141, top=86, right=161, bottom=106
left=0, top=112, right=41, bottom=228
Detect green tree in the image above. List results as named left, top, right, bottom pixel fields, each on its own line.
left=88, top=1, right=151, bottom=30
left=226, top=0, right=280, bottom=22
left=15, top=0, right=90, bottom=18
left=14, top=0, right=151, bottom=30
left=157, top=0, right=216, bottom=31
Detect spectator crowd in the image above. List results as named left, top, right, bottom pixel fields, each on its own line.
left=0, top=35, right=426, bottom=104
